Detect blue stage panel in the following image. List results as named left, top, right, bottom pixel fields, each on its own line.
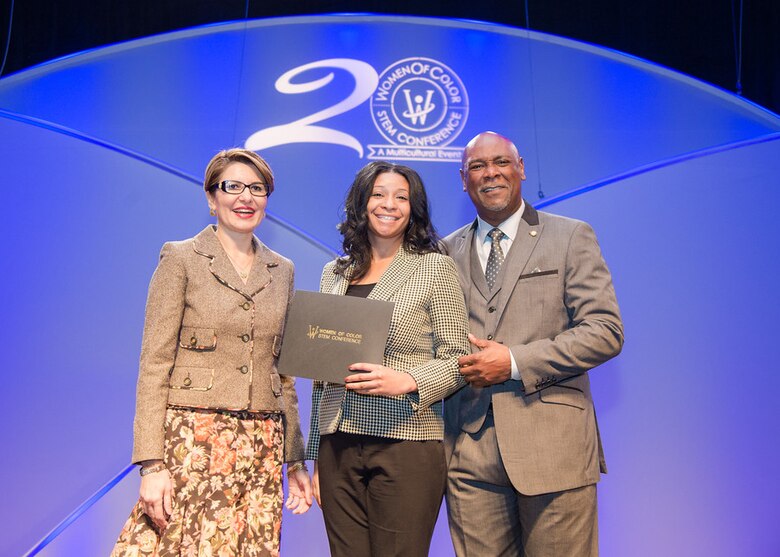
left=551, top=134, right=780, bottom=557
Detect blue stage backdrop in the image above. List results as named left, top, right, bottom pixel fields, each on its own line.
left=0, top=15, right=778, bottom=557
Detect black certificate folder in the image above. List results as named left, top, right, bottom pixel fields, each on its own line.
left=278, top=290, right=394, bottom=384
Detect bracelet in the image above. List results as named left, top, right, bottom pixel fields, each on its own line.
left=139, top=463, right=166, bottom=477
left=287, top=461, right=308, bottom=475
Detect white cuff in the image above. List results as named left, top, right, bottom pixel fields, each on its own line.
left=510, top=350, right=521, bottom=380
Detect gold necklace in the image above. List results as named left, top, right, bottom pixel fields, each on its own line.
left=213, top=228, right=254, bottom=280
left=225, top=250, right=253, bottom=280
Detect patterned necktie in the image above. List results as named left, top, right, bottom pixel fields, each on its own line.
left=485, top=227, right=505, bottom=289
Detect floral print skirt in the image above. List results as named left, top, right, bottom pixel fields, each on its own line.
left=112, top=407, right=284, bottom=557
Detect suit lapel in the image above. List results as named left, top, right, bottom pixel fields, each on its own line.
left=192, top=225, right=274, bottom=300
left=451, top=222, right=492, bottom=433
left=245, top=242, right=276, bottom=298
left=469, top=243, right=494, bottom=302
left=328, top=265, right=352, bottom=296
left=331, top=246, right=422, bottom=300
left=368, top=245, right=421, bottom=301
left=450, top=220, right=487, bottom=306
left=494, top=202, right=543, bottom=321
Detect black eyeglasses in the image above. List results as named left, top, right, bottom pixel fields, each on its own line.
left=210, top=180, right=271, bottom=197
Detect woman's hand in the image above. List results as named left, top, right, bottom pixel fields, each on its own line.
left=285, top=466, right=313, bottom=515
left=344, top=363, right=418, bottom=396
left=138, top=461, right=173, bottom=530
left=312, top=461, right=321, bottom=507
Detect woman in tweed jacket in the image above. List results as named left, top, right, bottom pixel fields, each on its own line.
left=306, top=161, right=469, bottom=556
left=113, top=149, right=311, bottom=557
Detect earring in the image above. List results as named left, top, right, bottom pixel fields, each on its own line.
left=209, top=208, right=216, bottom=217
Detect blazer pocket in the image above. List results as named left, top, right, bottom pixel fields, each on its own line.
left=169, top=366, right=214, bottom=391
left=518, top=269, right=558, bottom=281
left=538, top=384, right=586, bottom=410
left=179, top=327, right=217, bottom=351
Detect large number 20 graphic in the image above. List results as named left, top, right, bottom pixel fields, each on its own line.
left=245, top=59, right=378, bottom=157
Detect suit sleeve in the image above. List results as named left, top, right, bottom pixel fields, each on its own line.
left=513, top=222, right=624, bottom=394
left=406, top=256, right=469, bottom=411
left=132, top=243, right=186, bottom=464
left=280, top=265, right=305, bottom=462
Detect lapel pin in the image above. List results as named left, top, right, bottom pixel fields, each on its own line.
left=529, top=230, right=538, bottom=237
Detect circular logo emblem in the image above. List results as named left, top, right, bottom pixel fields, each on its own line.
left=371, top=57, right=469, bottom=147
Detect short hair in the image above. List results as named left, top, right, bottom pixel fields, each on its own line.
left=203, top=148, right=274, bottom=196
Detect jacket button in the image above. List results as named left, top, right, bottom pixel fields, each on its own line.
left=488, top=306, right=496, bottom=313
left=183, top=377, right=192, bottom=386
left=241, top=334, right=250, bottom=342
left=238, top=365, right=249, bottom=374
left=190, top=337, right=197, bottom=346
left=241, top=301, right=251, bottom=310
left=487, top=334, right=493, bottom=340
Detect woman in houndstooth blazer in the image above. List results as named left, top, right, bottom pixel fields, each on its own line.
left=306, top=161, right=469, bottom=557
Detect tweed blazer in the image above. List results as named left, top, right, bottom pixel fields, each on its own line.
left=442, top=202, right=623, bottom=495
left=132, top=225, right=304, bottom=464
left=305, top=246, right=469, bottom=460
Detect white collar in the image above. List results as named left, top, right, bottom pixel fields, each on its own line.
left=476, top=199, right=525, bottom=243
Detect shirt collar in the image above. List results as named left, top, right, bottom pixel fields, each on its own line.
left=476, top=199, right=525, bottom=243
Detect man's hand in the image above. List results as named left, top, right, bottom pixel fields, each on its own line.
left=457, top=333, right=512, bottom=386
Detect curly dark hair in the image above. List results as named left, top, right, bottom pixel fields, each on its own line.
left=334, top=161, right=441, bottom=281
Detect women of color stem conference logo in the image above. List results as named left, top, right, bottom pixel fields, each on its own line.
left=244, top=57, right=469, bottom=162
left=369, top=57, right=469, bottom=162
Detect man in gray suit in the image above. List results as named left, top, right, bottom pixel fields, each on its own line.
left=442, top=131, right=624, bottom=556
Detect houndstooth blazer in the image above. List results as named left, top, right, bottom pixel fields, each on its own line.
left=305, top=246, right=469, bottom=460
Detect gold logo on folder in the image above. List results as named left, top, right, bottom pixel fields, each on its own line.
left=306, top=324, right=363, bottom=345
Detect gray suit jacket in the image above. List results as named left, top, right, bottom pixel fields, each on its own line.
left=132, top=225, right=304, bottom=464
left=442, top=202, right=623, bottom=496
